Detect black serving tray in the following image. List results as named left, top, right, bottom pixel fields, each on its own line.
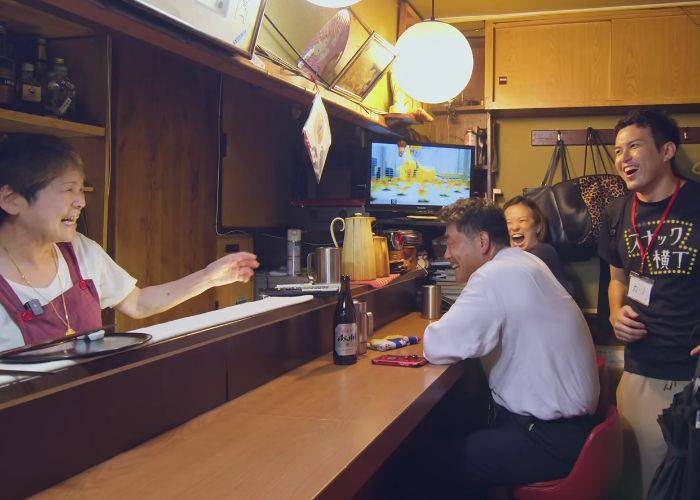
left=0, top=331, right=151, bottom=364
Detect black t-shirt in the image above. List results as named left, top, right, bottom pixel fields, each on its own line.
left=528, top=243, right=574, bottom=296
left=599, top=180, right=700, bottom=380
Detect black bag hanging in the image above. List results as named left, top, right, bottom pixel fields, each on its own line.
left=524, top=129, right=628, bottom=260
left=523, top=134, right=590, bottom=259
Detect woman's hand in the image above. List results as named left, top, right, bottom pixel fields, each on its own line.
left=204, top=252, right=259, bottom=287
left=691, top=345, right=700, bottom=357
left=613, top=305, right=647, bottom=343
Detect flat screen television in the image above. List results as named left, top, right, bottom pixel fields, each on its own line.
left=367, top=140, right=474, bottom=215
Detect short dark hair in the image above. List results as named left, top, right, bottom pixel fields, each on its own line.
left=503, top=195, right=548, bottom=242
left=439, top=198, right=509, bottom=247
left=0, top=134, right=84, bottom=223
left=614, top=109, right=680, bottom=172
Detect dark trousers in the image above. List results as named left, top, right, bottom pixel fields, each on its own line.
left=463, top=404, right=596, bottom=489
left=411, top=404, right=596, bottom=499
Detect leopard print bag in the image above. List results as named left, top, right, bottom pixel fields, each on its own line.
left=573, top=128, right=628, bottom=247
left=524, top=129, right=627, bottom=259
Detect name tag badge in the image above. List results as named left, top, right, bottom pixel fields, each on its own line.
left=628, top=272, right=654, bottom=306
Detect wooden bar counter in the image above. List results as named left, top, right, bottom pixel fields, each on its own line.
left=0, top=271, right=423, bottom=498
left=36, top=313, right=471, bottom=499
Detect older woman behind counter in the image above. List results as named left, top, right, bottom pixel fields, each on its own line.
left=0, top=134, right=259, bottom=351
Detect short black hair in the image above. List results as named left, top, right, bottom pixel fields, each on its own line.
left=0, top=134, right=84, bottom=222
left=614, top=109, right=680, bottom=172
left=503, top=195, right=548, bottom=242
left=439, top=198, right=509, bottom=247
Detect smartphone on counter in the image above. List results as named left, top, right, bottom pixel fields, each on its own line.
left=372, top=354, right=428, bottom=368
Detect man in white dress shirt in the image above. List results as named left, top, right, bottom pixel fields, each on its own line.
left=423, top=198, right=599, bottom=494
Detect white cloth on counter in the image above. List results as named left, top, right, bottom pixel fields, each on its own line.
left=0, top=232, right=137, bottom=352
left=0, top=295, right=313, bottom=386
left=423, top=247, right=599, bottom=420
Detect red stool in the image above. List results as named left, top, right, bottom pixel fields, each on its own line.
left=511, top=356, right=623, bottom=500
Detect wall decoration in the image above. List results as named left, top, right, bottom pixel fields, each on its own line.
left=124, top=0, right=267, bottom=58
left=297, top=9, right=351, bottom=84
left=331, top=32, right=395, bottom=101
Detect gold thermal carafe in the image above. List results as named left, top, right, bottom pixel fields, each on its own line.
left=373, top=235, right=390, bottom=278
left=331, top=213, right=376, bottom=280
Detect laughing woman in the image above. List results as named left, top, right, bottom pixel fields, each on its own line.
left=0, top=134, right=259, bottom=351
left=503, top=196, right=573, bottom=295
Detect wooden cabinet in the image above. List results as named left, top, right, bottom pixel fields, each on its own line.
left=485, top=7, right=700, bottom=110
left=0, top=0, right=111, bottom=247
left=489, top=21, right=611, bottom=108
left=611, top=13, right=700, bottom=103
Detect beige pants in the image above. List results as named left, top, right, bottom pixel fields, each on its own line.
left=616, top=371, right=690, bottom=500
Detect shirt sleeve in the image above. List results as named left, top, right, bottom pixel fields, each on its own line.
left=76, top=234, right=137, bottom=309
left=598, top=197, right=625, bottom=268
left=423, top=270, right=505, bottom=364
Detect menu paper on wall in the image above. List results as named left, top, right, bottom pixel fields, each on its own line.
left=302, top=93, right=332, bottom=183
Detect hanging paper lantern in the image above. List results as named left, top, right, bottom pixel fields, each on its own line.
left=392, top=21, right=473, bottom=104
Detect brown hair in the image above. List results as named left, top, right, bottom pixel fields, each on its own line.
left=439, top=198, right=509, bottom=247
left=0, top=134, right=84, bottom=223
left=503, top=196, right=548, bottom=242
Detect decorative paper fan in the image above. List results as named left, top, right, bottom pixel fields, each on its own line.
left=297, top=9, right=350, bottom=83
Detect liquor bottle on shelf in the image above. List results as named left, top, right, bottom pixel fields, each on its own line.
left=18, top=63, right=42, bottom=114
left=34, top=37, right=48, bottom=87
left=333, top=275, right=358, bottom=365
left=0, top=21, right=16, bottom=110
left=45, top=57, right=76, bottom=119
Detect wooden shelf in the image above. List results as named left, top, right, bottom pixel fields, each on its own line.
left=232, top=56, right=401, bottom=138
left=37, top=0, right=401, bottom=139
left=0, top=108, right=105, bottom=137
left=0, top=0, right=94, bottom=38
left=432, top=104, right=486, bottom=116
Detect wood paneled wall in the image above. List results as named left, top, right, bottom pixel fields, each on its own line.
left=220, top=77, right=298, bottom=228
left=112, top=37, right=219, bottom=331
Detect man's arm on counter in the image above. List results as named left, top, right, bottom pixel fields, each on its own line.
left=423, top=272, right=504, bottom=364
left=116, top=252, right=259, bottom=319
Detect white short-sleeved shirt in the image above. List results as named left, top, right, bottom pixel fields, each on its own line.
left=0, top=232, right=137, bottom=351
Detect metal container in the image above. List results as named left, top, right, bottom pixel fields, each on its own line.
left=307, top=247, right=341, bottom=284
left=353, top=300, right=371, bottom=355
left=421, top=284, right=441, bottom=319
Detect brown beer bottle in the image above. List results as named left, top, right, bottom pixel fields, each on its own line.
left=333, top=275, right=357, bottom=365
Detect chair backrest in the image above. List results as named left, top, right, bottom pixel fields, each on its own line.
left=565, top=406, right=623, bottom=498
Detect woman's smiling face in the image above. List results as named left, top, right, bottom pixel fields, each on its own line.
left=504, top=203, right=541, bottom=251
left=15, top=166, right=86, bottom=244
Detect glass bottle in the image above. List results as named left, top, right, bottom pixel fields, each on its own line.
left=18, top=63, right=42, bottom=114
left=333, top=275, right=357, bottom=365
left=0, top=21, right=15, bottom=109
left=45, top=57, right=76, bottom=119
left=34, top=38, right=48, bottom=86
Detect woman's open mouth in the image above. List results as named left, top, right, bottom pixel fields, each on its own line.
left=510, top=233, right=525, bottom=247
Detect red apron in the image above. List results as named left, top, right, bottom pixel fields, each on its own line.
left=0, top=242, right=102, bottom=345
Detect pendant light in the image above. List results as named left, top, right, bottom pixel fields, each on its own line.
left=306, top=0, right=361, bottom=7
left=392, top=0, right=473, bottom=104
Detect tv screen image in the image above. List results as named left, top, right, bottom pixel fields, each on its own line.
left=369, top=142, right=473, bottom=210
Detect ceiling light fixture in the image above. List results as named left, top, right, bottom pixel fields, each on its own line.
left=306, top=0, right=361, bottom=7
left=392, top=0, right=473, bottom=104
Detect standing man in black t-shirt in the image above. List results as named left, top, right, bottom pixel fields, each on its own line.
left=599, top=109, right=700, bottom=499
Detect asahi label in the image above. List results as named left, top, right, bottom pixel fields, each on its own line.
left=335, top=323, right=357, bottom=356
